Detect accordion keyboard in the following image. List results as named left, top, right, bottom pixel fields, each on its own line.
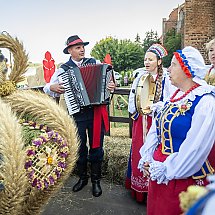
left=59, top=72, right=81, bottom=115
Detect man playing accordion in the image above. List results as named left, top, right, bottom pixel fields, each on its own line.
left=43, top=35, right=115, bottom=197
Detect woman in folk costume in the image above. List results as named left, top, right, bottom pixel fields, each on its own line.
left=125, top=43, right=175, bottom=202
left=205, top=38, right=215, bottom=175
left=138, top=46, right=215, bottom=215
left=205, top=38, right=215, bottom=86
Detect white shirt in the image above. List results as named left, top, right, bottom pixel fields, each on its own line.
left=128, top=68, right=176, bottom=114
left=43, top=67, right=64, bottom=98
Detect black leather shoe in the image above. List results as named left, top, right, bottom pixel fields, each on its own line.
left=92, top=180, right=102, bottom=197
left=72, top=178, right=88, bottom=192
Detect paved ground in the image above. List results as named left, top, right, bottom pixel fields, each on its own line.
left=41, top=176, right=146, bottom=215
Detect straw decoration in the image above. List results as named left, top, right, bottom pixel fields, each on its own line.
left=0, top=32, right=79, bottom=215
left=0, top=98, right=28, bottom=215
left=0, top=32, right=28, bottom=84
left=0, top=61, right=7, bottom=84
left=3, top=90, right=79, bottom=215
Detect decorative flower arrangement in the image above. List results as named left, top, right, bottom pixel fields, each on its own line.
left=0, top=33, right=78, bottom=214
left=179, top=185, right=208, bottom=213
left=20, top=119, right=69, bottom=190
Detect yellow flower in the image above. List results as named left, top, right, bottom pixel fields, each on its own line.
left=47, top=156, right=53, bottom=165
left=179, top=185, right=208, bottom=212
left=37, top=146, right=58, bottom=175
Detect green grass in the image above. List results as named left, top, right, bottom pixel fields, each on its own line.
left=109, top=94, right=130, bottom=128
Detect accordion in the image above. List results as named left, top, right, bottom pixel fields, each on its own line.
left=58, top=63, right=114, bottom=115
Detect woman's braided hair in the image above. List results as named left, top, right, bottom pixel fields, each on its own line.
left=153, top=58, right=164, bottom=103
left=145, top=43, right=167, bottom=103
left=154, top=57, right=163, bottom=103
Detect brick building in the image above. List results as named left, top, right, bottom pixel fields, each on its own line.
left=162, top=4, right=184, bottom=39
left=162, top=0, right=215, bottom=63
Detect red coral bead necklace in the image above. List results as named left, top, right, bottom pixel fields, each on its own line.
left=170, top=83, right=200, bottom=103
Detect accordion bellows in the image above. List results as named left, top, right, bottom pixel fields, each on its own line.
left=59, top=63, right=113, bottom=115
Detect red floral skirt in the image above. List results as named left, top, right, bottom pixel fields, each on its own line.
left=125, top=115, right=152, bottom=202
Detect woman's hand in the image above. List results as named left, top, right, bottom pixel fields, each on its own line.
left=50, top=83, right=65, bottom=94
left=144, top=105, right=151, bottom=111
left=107, top=80, right=116, bottom=93
left=143, top=162, right=150, bottom=177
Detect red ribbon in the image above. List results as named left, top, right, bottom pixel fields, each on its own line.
left=92, top=105, right=109, bottom=148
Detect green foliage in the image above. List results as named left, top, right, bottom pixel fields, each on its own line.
left=113, top=95, right=129, bottom=113
left=120, top=70, right=133, bottom=85
left=90, top=36, right=144, bottom=72
left=115, top=96, right=128, bottom=110
left=22, top=125, right=44, bottom=146
left=162, top=29, right=182, bottom=68
left=142, top=30, right=160, bottom=53
left=19, top=114, right=46, bottom=146
left=90, top=29, right=180, bottom=73
left=135, top=33, right=141, bottom=43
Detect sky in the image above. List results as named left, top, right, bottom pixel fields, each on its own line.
left=1, top=0, right=184, bottom=64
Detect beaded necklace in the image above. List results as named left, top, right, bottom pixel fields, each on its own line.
left=170, top=83, right=200, bottom=103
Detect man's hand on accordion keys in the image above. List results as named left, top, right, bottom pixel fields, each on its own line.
left=107, top=80, right=116, bottom=93
left=50, top=83, right=65, bottom=94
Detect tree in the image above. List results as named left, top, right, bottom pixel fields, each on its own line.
left=142, top=30, right=160, bottom=53
left=90, top=37, right=144, bottom=72
left=135, top=33, right=141, bottom=43
left=162, top=29, right=182, bottom=67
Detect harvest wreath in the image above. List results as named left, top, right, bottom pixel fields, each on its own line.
left=21, top=120, right=69, bottom=190
left=0, top=32, right=79, bottom=215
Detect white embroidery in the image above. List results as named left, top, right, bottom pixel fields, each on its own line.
left=196, top=179, right=205, bottom=186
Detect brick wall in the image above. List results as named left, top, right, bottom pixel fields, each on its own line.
left=184, top=0, right=215, bottom=63
left=163, top=8, right=178, bottom=34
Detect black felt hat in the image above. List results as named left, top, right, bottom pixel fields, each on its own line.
left=63, top=35, right=89, bottom=54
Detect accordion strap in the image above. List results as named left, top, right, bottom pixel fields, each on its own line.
left=60, top=58, right=96, bottom=71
